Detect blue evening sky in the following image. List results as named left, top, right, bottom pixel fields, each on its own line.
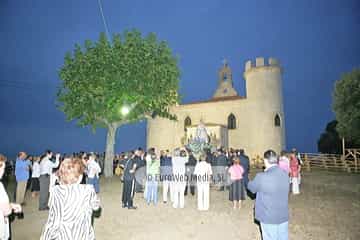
left=0, top=0, right=359, bottom=157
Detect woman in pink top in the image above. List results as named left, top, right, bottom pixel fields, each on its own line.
left=228, top=157, right=245, bottom=209
left=289, top=152, right=300, bottom=194
left=278, top=151, right=290, bottom=174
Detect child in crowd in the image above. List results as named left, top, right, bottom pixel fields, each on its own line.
left=31, top=157, right=41, bottom=198
left=228, top=156, right=245, bottom=209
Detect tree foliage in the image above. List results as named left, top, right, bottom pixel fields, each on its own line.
left=318, top=120, right=360, bottom=154
left=57, top=30, right=180, bottom=176
left=58, top=30, right=180, bottom=129
left=332, top=68, right=360, bottom=144
left=318, top=120, right=342, bottom=154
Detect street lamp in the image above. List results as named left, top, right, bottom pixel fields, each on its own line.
left=120, top=101, right=138, bottom=116
left=120, top=105, right=130, bottom=116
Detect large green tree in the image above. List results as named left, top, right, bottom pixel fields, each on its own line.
left=333, top=68, right=360, bottom=145
left=57, top=30, right=180, bottom=177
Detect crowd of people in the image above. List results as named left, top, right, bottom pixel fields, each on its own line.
left=114, top=147, right=252, bottom=210
left=117, top=147, right=302, bottom=210
left=0, top=147, right=303, bottom=240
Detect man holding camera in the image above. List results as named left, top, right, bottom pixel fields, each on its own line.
left=171, top=148, right=189, bottom=209
left=248, top=150, right=289, bottom=240
left=39, top=150, right=60, bottom=211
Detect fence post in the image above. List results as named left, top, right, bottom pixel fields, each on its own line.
left=355, top=152, right=358, bottom=173
left=304, top=154, right=310, bottom=171
left=341, top=155, right=347, bottom=172
left=322, top=156, right=327, bottom=170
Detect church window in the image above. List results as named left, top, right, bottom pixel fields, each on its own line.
left=228, top=114, right=236, bottom=129
left=223, top=73, right=227, bottom=81
left=275, top=114, right=281, bottom=127
left=184, top=116, right=192, bottom=130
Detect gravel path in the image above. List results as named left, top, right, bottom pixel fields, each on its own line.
left=11, top=171, right=360, bottom=240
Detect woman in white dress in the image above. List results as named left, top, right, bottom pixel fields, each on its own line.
left=40, top=158, right=100, bottom=240
left=0, top=154, right=22, bottom=240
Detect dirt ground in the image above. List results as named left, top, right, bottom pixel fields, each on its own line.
left=11, top=171, right=360, bottom=240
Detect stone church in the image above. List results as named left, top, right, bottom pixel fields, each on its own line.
left=147, top=57, right=286, bottom=159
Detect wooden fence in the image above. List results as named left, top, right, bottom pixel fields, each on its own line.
left=301, top=152, right=359, bottom=173
left=250, top=150, right=360, bottom=173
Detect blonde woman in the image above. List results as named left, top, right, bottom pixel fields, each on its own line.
left=0, top=154, right=22, bottom=240
left=41, top=158, right=100, bottom=240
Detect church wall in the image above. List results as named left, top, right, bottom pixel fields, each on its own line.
left=147, top=57, right=286, bottom=160
left=146, top=116, right=177, bottom=152
left=148, top=99, right=257, bottom=157
left=147, top=96, right=284, bottom=159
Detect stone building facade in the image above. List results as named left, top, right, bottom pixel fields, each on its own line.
left=146, top=57, right=286, bottom=159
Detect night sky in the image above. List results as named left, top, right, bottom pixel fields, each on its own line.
left=0, top=0, right=359, bottom=158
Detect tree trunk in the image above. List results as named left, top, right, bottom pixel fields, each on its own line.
left=104, top=123, right=118, bottom=177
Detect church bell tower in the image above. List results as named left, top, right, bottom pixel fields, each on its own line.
left=213, top=60, right=238, bottom=98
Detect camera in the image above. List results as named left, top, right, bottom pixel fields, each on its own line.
left=180, top=150, right=187, bottom=157
left=12, top=210, right=24, bottom=220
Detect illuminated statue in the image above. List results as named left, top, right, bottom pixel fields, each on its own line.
left=186, top=120, right=211, bottom=159
left=195, top=120, right=209, bottom=144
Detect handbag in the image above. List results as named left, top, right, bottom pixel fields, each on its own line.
left=115, top=164, right=123, bottom=177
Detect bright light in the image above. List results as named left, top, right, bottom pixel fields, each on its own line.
left=120, top=105, right=130, bottom=116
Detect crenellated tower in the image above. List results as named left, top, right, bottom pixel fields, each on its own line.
left=243, top=57, right=286, bottom=154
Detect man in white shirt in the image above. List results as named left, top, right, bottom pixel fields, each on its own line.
left=39, top=150, right=59, bottom=211
left=171, top=148, right=189, bottom=209
left=194, top=154, right=212, bottom=211
left=86, top=153, right=101, bottom=193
